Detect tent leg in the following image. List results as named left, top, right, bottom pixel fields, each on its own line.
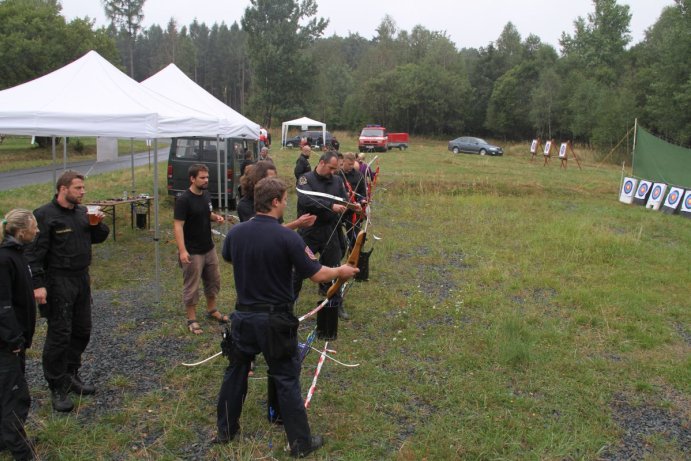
left=131, top=138, right=135, bottom=193
left=153, top=138, right=161, bottom=304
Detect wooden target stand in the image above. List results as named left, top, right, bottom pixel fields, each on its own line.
left=558, top=140, right=582, bottom=170
left=529, top=137, right=542, bottom=161
left=542, top=138, right=555, bottom=166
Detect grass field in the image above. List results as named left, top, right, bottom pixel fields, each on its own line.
left=0, top=134, right=688, bottom=460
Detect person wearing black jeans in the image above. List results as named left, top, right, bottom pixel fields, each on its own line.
left=295, top=152, right=360, bottom=319
left=218, top=177, right=358, bottom=457
left=25, top=171, right=109, bottom=413
left=0, top=209, right=39, bottom=460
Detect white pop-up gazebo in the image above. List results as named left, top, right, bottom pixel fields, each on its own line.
left=142, top=63, right=260, bottom=140
left=281, top=116, right=326, bottom=149
left=0, top=50, right=224, bottom=301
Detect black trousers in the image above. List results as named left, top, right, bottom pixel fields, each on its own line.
left=217, top=311, right=311, bottom=451
left=42, top=273, right=92, bottom=390
left=0, top=350, right=32, bottom=460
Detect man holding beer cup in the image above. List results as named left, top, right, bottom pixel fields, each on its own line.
left=25, top=171, right=110, bottom=412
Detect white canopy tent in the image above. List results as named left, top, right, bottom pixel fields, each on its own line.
left=0, top=50, right=225, bottom=301
left=281, top=116, right=326, bottom=149
left=141, top=63, right=260, bottom=140
left=142, top=63, right=260, bottom=209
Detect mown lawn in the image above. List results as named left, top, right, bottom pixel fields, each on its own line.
left=0, top=135, right=688, bottom=460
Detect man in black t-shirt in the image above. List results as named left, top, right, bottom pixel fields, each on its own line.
left=217, top=177, right=358, bottom=457
left=173, top=164, right=226, bottom=334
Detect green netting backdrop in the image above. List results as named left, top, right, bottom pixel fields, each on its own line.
left=633, top=125, right=691, bottom=188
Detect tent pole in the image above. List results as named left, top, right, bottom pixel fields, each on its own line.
left=153, top=138, right=161, bottom=304
left=52, top=136, right=57, bottom=186
left=130, top=138, right=135, bottom=193
left=223, top=138, right=228, bottom=211
left=217, top=135, right=223, bottom=211
left=63, top=137, right=67, bottom=170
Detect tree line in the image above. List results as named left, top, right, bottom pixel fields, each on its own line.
left=0, top=0, right=689, bottom=159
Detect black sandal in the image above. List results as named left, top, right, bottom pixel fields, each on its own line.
left=206, top=309, right=229, bottom=324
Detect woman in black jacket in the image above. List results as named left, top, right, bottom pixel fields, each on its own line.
left=0, top=209, right=39, bottom=461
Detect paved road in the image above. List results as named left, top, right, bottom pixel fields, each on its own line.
left=0, top=149, right=168, bottom=191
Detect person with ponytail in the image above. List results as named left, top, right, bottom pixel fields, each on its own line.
left=0, top=209, right=39, bottom=460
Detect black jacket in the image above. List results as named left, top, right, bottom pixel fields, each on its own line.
left=25, top=197, right=110, bottom=289
left=340, top=168, right=367, bottom=202
left=296, top=170, right=348, bottom=238
left=0, top=236, right=36, bottom=351
left=294, top=154, right=311, bottom=182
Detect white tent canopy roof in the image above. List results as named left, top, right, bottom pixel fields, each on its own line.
left=281, top=116, right=326, bottom=148
left=142, top=63, right=260, bottom=140
left=0, top=50, right=221, bottom=138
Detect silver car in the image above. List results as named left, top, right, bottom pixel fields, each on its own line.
left=448, top=137, right=503, bottom=156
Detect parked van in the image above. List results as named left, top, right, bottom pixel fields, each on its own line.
left=167, top=137, right=258, bottom=210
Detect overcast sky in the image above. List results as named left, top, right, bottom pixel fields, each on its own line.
left=59, top=0, right=672, bottom=51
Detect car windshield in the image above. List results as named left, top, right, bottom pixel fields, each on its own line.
left=362, top=129, right=384, bottom=136
left=476, top=138, right=488, bottom=144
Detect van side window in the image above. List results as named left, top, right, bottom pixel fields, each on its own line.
left=175, top=139, right=199, bottom=159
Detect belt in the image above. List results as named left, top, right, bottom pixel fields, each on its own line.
left=235, top=303, right=293, bottom=313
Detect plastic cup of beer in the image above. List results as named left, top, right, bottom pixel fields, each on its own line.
left=87, top=205, right=101, bottom=225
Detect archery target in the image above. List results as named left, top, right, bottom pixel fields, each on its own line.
left=645, top=183, right=667, bottom=210
left=530, top=139, right=538, bottom=153
left=633, top=180, right=652, bottom=205
left=559, top=143, right=567, bottom=158
left=681, top=190, right=691, bottom=218
left=662, top=187, right=684, bottom=214
left=619, top=177, right=638, bottom=204
left=543, top=141, right=552, bottom=155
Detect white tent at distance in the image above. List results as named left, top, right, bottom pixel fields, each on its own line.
left=142, top=63, right=259, bottom=140
left=0, top=50, right=221, bottom=138
left=281, top=116, right=326, bottom=149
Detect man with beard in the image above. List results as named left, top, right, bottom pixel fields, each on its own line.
left=295, top=152, right=360, bottom=319
left=173, top=164, right=227, bottom=335
left=25, top=171, right=109, bottom=412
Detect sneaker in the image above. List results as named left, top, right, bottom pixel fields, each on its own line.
left=69, top=372, right=96, bottom=395
left=290, top=435, right=324, bottom=458
left=51, top=388, right=74, bottom=412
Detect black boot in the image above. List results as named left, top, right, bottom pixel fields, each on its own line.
left=290, top=435, right=324, bottom=458
left=50, top=387, right=74, bottom=412
left=69, top=371, right=96, bottom=395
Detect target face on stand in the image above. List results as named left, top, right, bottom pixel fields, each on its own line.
left=651, top=184, right=663, bottom=200
left=624, top=180, right=634, bottom=194
left=667, top=190, right=680, bottom=205
left=636, top=183, right=649, bottom=197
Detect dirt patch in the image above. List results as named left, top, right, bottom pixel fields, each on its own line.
left=602, top=389, right=690, bottom=460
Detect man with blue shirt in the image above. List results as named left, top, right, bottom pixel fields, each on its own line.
left=217, top=177, right=358, bottom=458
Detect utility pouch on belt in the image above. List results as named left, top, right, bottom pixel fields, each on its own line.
left=267, top=312, right=299, bottom=360
left=220, top=325, right=235, bottom=359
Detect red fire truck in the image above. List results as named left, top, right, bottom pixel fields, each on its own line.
left=358, top=125, right=409, bottom=152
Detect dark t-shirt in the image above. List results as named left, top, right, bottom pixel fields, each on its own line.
left=222, top=215, right=321, bottom=305
left=173, top=189, right=214, bottom=254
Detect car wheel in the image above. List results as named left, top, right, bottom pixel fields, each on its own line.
left=452, top=147, right=460, bottom=154
left=399, top=145, right=404, bottom=151
left=479, top=149, right=487, bottom=156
